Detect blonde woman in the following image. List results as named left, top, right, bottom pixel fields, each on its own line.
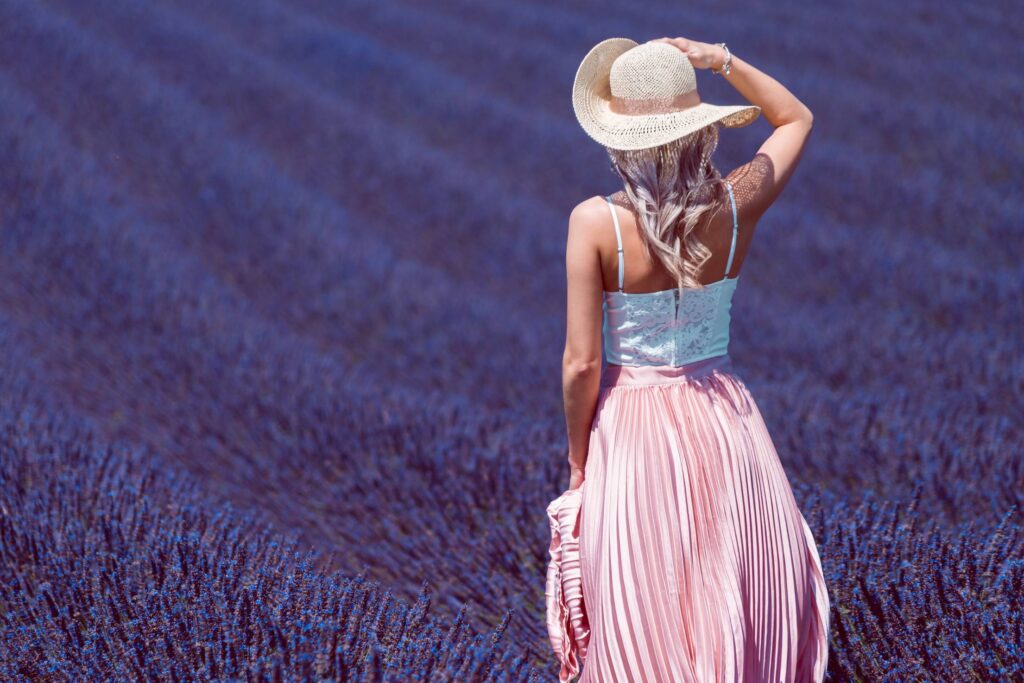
left=548, top=37, right=830, bottom=682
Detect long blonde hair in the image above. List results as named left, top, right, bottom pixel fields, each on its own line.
left=605, top=124, right=728, bottom=296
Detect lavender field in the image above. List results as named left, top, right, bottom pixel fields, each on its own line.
left=0, top=0, right=1020, bottom=680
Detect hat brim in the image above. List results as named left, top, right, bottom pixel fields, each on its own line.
left=572, top=38, right=761, bottom=151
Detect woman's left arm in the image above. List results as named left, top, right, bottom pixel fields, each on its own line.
left=562, top=201, right=604, bottom=489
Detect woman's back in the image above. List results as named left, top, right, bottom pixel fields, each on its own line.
left=598, top=154, right=777, bottom=367
left=599, top=152, right=776, bottom=296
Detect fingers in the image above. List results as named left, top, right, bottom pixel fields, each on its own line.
left=653, top=37, right=689, bottom=52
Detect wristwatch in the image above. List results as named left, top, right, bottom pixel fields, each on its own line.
left=711, top=42, right=733, bottom=76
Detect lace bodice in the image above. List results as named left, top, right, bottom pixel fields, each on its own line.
left=602, top=276, right=739, bottom=366
left=602, top=183, right=741, bottom=367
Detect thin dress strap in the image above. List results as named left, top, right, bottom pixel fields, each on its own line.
left=724, top=181, right=739, bottom=278
left=605, top=196, right=625, bottom=292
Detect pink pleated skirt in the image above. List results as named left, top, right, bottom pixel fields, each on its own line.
left=577, top=354, right=830, bottom=683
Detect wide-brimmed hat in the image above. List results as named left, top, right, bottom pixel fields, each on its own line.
left=572, top=38, right=761, bottom=151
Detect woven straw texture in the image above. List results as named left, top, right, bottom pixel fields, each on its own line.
left=573, top=39, right=760, bottom=151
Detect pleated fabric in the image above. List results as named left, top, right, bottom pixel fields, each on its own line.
left=546, top=485, right=590, bottom=683
left=577, top=353, right=830, bottom=683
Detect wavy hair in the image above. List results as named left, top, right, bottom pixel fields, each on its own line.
left=605, top=124, right=728, bottom=295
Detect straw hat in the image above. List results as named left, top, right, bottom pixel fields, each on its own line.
left=572, top=38, right=761, bottom=151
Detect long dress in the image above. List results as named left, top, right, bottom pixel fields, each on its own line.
left=560, top=186, right=830, bottom=683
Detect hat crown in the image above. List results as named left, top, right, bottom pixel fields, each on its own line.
left=609, top=42, right=697, bottom=100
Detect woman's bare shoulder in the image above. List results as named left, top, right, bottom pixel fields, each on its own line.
left=568, top=195, right=616, bottom=231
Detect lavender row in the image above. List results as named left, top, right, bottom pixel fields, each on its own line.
left=0, top=336, right=541, bottom=681
left=0, top=71, right=564, bottom=650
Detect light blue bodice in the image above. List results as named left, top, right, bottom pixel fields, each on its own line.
left=602, top=183, right=741, bottom=367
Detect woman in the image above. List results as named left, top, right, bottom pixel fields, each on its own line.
left=549, top=37, right=830, bottom=682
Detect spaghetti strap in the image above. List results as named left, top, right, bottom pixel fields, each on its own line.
left=605, top=196, right=625, bottom=292
left=724, top=181, right=739, bottom=278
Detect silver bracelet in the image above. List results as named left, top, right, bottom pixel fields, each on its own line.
left=711, top=42, right=732, bottom=76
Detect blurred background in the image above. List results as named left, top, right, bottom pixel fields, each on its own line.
left=0, top=0, right=1020, bottom=680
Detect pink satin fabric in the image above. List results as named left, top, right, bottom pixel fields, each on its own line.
left=546, top=485, right=589, bottom=683
left=548, top=353, right=830, bottom=682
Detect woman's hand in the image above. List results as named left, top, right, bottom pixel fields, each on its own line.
left=652, top=37, right=724, bottom=71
